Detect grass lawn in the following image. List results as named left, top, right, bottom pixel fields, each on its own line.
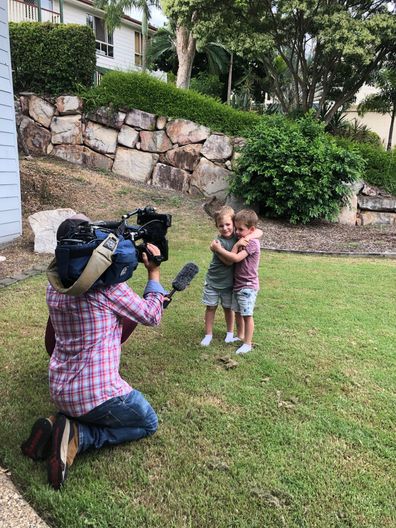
left=0, top=199, right=395, bottom=527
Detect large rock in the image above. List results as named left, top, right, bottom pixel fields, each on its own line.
left=152, top=163, right=190, bottom=192
left=166, top=119, right=210, bottom=145
left=28, top=208, right=76, bottom=254
left=232, top=136, right=247, bottom=149
left=225, top=194, right=260, bottom=214
left=358, top=211, right=396, bottom=226
left=338, top=195, right=358, bottom=225
left=156, top=116, right=167, bottom=130
left=51, top=115, right=82, bottom=145
left=19, top=116, right=52, bottom=156
left=56, top=95, right=83, bottom=115
left=18, top=94, right=31, bottom=116
left=201, top=134, right=233, bottom=162
left=191, top=158, right=230, bottom=199
left=140, top=130, right=173, bottom=153
left=113, top=148, right=159, bottom=181
left=125, top=109, right=156, bottom=130
left=164, top=144, right=202, bottom=171
left=28, top=95, right=55, bottom=128
left=52, top=145, right=113, bottom=171
left=118, top=125, right=139, bottom=148
left=86, top=107, right=126, bottom=130
left=84, top=121, right=118, bottom=155
left=358, top=195, right=396, bottom=212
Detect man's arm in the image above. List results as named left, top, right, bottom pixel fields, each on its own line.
left=107, top=243, right=167, bottom=327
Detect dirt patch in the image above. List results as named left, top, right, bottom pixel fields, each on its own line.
left=1, top=156, right=395, bottom=280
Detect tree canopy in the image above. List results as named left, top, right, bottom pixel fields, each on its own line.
left=163, top=1, right=395, bottom=115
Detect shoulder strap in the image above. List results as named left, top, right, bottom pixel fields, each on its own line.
left=47, top=233, right=119, bottom=296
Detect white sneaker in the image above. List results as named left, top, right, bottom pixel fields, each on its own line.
left=200, top=335, right=213, bottom=346
left=235, top=343, right=252, bottom=355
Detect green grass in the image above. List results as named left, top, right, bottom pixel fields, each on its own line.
left=0, top=206, right=395, bottom=527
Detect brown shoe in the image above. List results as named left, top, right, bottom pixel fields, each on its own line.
left=21, top=416, right=55, bottom=461
left=47, top=414, right=79, bottom=490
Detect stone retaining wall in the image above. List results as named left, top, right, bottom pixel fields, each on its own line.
left=15, top=93, right=395, bottom=225
left=15, top=93, right=243, bottom=201
left=338, top=181, right=396, bottom=226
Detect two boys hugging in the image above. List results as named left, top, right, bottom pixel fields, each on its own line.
left=201, top=206, right=262, bottom=355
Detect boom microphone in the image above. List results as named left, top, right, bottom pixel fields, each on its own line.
left=164, top=262, right=199, bottom=308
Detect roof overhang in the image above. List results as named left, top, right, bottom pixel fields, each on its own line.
left=68, top=0, right=158, bottom=32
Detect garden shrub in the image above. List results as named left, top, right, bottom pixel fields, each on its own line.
left=81, top=71, right=260, bottom=137
left=190, top=73, right=224, bottom=101
left=335, top=138, right=396, bottom=196
left=230, top=113, right=365, bottom=224
left=9, top=22, right=96, bottom=94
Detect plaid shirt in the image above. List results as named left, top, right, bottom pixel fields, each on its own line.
left=47, top=281, right=165, bottom=417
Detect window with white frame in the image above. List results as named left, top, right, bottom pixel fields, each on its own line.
left=134, top=31, right=142, bottom=66
left=87, top=14, right=114, bottom=58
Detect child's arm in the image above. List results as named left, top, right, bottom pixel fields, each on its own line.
left=211, top=239, right=248, bottom=264
left=210, top=239, right=234, bottom=265
left=235, top=227, right=263, bottom=250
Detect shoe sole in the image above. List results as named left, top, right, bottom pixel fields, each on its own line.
left=21, top=418, right=52, bottom=461
left=48, top=414, right=70, bottom=490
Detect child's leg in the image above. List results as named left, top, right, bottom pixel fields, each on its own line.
left=204, top=306, right=217, bottom=335
left=242, top=315, right=254, bottom=345
left=223, top=307, right=237, bottom=343
left=235, top=311, right=244, bottom=340
left=223, top=307, right=234, bottom=333
left=234, top=289, right=257, bottom=355
left=201, top=306, right=217, bottom=346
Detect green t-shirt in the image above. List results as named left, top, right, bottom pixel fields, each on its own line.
left=205, top=235, right=237, bottom=290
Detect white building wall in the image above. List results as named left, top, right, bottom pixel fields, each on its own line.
left=345, top=85, right=395, bottom=148
left=0, top=3, right=21, bottom=245
left=63, top=1, right=139, bottom=72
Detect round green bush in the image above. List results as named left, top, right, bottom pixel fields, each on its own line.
left=230, top=113, right=365, bottom=224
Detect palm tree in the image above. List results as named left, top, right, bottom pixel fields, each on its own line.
left=357, top=67, right=396, bottom=150
left=94, top=0, right=160, bottom=72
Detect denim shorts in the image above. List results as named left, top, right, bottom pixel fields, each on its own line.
left=231, top=288, right=258, bottom=316
left=202, top=284, right=233, bottom=309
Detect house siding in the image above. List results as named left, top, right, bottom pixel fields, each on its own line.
left=63, top=1, right=140, bottom=72
left=0, top=2, right=21, bottom=246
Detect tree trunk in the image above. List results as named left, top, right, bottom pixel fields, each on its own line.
left=387, top=104, right=395, bottom=151
left=175, top=24, right=196, bottom=89
left=226, top=51, right=233, bottom=105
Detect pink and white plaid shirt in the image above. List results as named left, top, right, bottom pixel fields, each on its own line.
left=47, top=281, right=164, bottom=417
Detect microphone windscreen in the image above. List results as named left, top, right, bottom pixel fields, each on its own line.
left=171, top=262, right=199, bottom=291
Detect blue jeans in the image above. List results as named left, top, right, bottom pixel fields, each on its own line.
left=76, top=389, right=158, bottom=453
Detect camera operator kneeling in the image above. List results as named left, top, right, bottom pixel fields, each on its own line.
left=21, top=215, right=167, bottom=490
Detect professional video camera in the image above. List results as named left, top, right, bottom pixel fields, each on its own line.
left=72, top=206, right=172, bottom=265
left=47, top=206, right=172, bottom=295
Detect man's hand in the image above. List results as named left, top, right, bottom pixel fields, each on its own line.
left=142, top=243, right=161, bottom=281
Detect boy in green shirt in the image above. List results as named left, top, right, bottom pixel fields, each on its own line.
left=201, top=206, right=262, bottom=346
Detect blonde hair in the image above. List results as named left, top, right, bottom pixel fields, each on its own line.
left=234, top=209, right=258, bottom=228
left=214, top=205, right=235, bottom=226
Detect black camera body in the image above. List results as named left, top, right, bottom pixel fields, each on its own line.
left=92, top=206, right=172, bottom=265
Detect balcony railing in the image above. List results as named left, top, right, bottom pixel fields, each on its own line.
left=8, top=0, right=61, bottom=24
